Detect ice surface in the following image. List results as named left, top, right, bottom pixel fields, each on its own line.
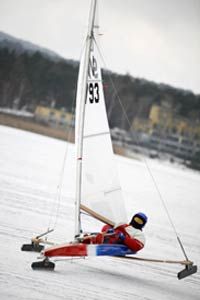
left=0, top=125, right=199, bottom=300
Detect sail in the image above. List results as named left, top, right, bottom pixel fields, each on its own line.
left=75, top=0, right=127, bottom=233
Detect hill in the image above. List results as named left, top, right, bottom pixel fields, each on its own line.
left=0, top=31, right=200, bottom=131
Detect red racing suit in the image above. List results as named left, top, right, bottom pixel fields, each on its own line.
left=100, top=223, right=145, bottom=252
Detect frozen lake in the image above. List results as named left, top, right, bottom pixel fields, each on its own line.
left=0, top=125, right=199, bottom=300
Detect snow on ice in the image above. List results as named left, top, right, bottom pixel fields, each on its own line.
left=0, top=125, right=199, bottom=300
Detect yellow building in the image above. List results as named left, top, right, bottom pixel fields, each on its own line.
left=149, top=102, right=173, bottom=128
left=130, top=101, right=200, bottom=158
left=131, top=117, right=151, bottom=133
left=34, top=105, right=74, bottom=127
left=132, top=102, right=200, bottom=140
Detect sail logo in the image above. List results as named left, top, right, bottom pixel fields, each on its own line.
left=88, top=82, right=99, bottom=103
left=87, top=54, right=100, bottom=103
left=88, top=55, right=98, bottom=79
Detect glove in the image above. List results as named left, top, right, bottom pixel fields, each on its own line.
left=106, top=228, right=115, bottom=234
left=118, top=232, right=125, bottom=241
left=95, top=233, right=104, bottom=244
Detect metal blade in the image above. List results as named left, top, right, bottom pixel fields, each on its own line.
left=21, top=243, right=44, bottom=252
left=177, top=265, right=197, bottom=280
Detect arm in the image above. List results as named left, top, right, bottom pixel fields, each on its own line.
left=123, top=235, right=144, bottom=251
left=115, top=224, right=145, bottom=252
left=101, top=224, right=113, bottom=232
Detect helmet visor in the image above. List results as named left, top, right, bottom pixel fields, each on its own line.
left=133, top=216, right=145, bottom=225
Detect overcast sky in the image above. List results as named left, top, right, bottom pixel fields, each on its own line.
left=0, top=0, right=200, bottom=94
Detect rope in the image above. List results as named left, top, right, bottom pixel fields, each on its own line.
left=47, top=98, right=77, bottom=233
left=46, top=35, right=90, bottom=234
left=46, top=35, right=91, bottom=234
left=115, top=255, right=192, bottom=266
left=94, top=39, right=190, bottom=261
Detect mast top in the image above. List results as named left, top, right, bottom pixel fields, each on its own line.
left=87, top=0, right=98, bottom=38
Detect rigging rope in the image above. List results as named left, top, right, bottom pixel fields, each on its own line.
left=46, top=35, right=93, bottom=237
left=47, top=118, right=74, bottom=231
left=47, top=97, right=77, bottom=232
left=46, top=37, right=88, bottom=233
left=95, top=38, right=190, bottom=261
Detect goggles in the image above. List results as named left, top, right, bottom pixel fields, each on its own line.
left=133, top=216, right=144, bottom=225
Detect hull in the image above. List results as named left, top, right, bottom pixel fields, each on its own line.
left=44, top=243, right=135, bottom=258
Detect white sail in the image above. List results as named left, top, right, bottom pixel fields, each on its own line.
left=75, top=0, right=127, bottom=236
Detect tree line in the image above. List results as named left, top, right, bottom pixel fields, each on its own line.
left=0, top=45, right=200, bottom=131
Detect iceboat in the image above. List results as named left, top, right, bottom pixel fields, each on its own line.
left=29, top=0, right=197, bottom=280
left=31, top=0, right=131, bottom=268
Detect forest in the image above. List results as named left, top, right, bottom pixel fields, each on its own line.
left=0, top=35, right=200, bottom=132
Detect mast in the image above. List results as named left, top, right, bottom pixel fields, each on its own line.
left=74, top=0, right=98, bottom=237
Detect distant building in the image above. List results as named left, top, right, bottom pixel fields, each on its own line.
left=34, top=105, right=74, bottom=128
left=149, top=101, right=173, bottom=130
left=131, top=102, right=200, bottom=159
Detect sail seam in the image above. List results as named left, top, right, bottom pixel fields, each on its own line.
left=83, top=132, right=110, bottom=139
left=87, top=79, right=102, bottom=83
left=104, top=187, right=121, bottom=195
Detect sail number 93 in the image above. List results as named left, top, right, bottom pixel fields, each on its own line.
left=88, top=83, right=99, bottom=103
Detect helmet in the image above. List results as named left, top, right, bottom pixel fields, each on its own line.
left=130, top=212, right=148, bottom=230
